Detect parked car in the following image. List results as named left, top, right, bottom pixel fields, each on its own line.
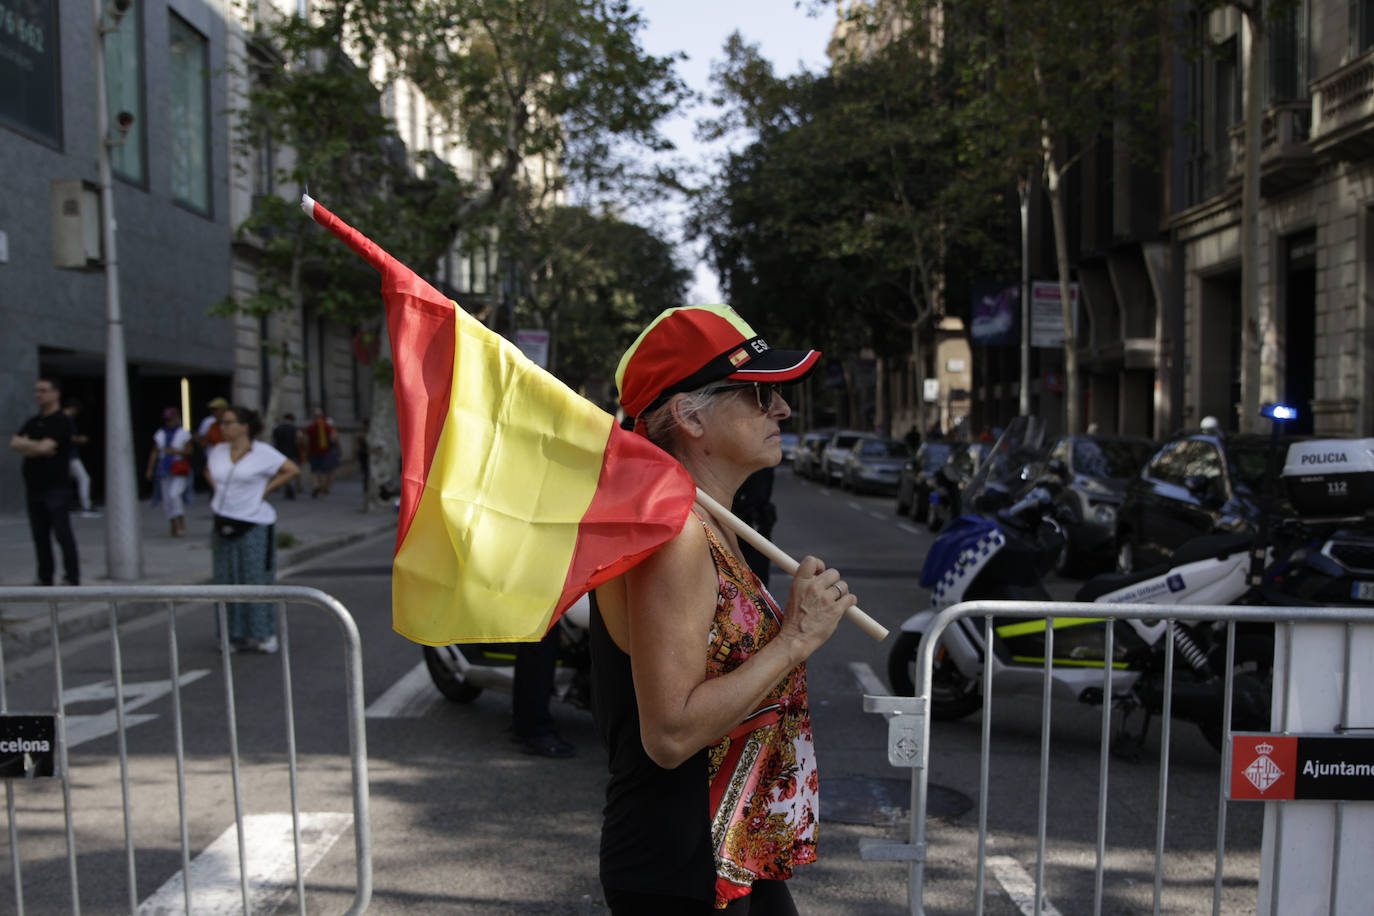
left=819, top=430, right=869, bottom=485
left=926, top=441, right=992, bottom=532
left=840, top=437, right=912, bottom=494
left=779, top=431, right=799, bottom=463
left=895, top=441, right=954, bottom=522
left=1114, top=429, right=1306, bottom=573
left=1031, top=434, right=1157, bottom=575
left=792, top=430, right=831, bottom=478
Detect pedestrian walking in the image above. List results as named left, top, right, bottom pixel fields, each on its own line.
left=205, top=405, right=300, bottom=653
left=591, top=305, right=851, bottom=913
left=304, top=407, right=339, bottom=497
left=64, top=399, right=100, bottom=517
left=145, top=407, right=192, bottom=537
left=9, top=376, right=81, bottom=586
left=270, top=413, right=301, bottom=500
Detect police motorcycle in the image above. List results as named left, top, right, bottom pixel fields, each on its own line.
left=423, top=593, right=591, bottom=707
left=886, top=416, right=1286, bottom=754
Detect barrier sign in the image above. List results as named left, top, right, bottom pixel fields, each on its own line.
left=1230, top=734, right=1374, bottom=801
left=0, top=714, right=57, bottom=779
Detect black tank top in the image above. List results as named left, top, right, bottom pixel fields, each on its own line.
left=589, top=594, right=714, bottom=902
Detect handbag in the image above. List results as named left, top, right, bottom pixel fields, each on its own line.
left=169, top=458, right=191, bottom=476
left=213, top=514, right=257, bottom=540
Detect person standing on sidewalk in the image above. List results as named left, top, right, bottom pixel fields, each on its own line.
left=145, top=407, right=192, bottom=537
left=10, top=377, right=80, bottom=586
left=270, top=413, right=301, bottom=500
left=304, top=407, right=339, bottom=497
left=205, top=406, right=299, bottom=653
left=63, top=399, right=100, bottom=517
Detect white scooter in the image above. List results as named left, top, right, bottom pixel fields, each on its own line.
left=423, top=593, right=591, bottom=706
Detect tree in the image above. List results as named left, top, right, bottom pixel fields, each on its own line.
left=516, top=205, right=692, bottom=399
left=940, top=0, right=1170, bottom=433
left=225, top=11, right=466, bottom=506
left=694, top=30, right=1008, bottom=430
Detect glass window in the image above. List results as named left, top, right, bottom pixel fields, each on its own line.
left=0, top=0, right=61, bottom=145
left=104, top=0, right=143, bottom=182
left=169, top=13, right=210, bottom=213
left=1147, top=441, right=1189, bottom=485
left=919, top=442, right=952, bottom=470
left=1356, top=0, right=1374, bottom=55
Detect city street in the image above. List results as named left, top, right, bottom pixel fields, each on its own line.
left=0, top=467, right=1262, bottom=914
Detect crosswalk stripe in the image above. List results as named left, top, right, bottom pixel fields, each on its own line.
left=366, top=661, right=441, bottom=718
left=136, top=812, right=351, bottom=915
left=987, top=855, right=1063, bottom=916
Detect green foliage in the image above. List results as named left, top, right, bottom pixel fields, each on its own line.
left=693, top=30, right=1012, bottom=361
left=229, top=10, right=467, bottom=334
left=516, top=205, right=690, bottom=397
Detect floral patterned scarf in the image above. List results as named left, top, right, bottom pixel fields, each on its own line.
left=699, top=521, right=818, bottom=908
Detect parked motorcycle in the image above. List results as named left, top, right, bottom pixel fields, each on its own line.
left=888, top=417, right=1279, bottom=753
left=423, top=593, right=591, bottom=707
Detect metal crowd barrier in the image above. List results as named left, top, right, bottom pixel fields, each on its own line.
left=860, top=600, right=1374, bottom=916
left=0, top=585, right=371, bottom=915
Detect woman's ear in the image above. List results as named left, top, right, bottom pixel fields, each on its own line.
left=668, top=394, right=707, bottom=440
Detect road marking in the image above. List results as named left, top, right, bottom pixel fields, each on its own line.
left=868, top=511, right=887, bottom=521
left=848, top=662, right=895, bottom=720
left=897, top=521, right=921, bottom=535
left=366, top=661, right=441, bottom=718
left=64, top=671, right=210, bottom=748
left=987, top=855, right=1062, bottom=916
left=847, top=500, right=863, bottom=511
left=136, top=812, right=351, bottom=915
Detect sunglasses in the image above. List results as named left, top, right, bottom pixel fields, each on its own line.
left=712, top=381, right=782, bottom=413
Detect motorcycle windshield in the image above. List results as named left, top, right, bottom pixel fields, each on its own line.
left=962, top=416, right=1049, bottom=507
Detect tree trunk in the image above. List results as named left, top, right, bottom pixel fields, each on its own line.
left=365, top=318, right=401, bottom=515
left=1045, top=150, right=1080, bottom=434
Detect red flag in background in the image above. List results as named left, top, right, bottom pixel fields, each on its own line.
left=302, top=195, right=695, bottom=644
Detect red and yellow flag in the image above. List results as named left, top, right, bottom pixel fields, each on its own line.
left=303, top=196, right=695, bottom=644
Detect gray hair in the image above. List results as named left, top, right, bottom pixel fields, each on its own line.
left=638, top=381, right=741, bottom=456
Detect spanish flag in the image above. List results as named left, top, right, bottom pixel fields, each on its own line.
left=302, top=195, right=696, bottom=644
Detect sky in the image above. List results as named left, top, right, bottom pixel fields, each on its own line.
left=632, top=1, right=839, bottom=304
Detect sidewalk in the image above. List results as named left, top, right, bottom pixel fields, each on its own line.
left=0, top=472, right=396, bottom=653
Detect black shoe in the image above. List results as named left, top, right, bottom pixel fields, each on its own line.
left=517, top=732, right=575, bottom=758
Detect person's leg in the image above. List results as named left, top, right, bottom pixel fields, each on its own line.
left=70, top=458, right=92, bottom=511
left=725, top=881, right=798, bottom=916
left=512, top=628, right=571, bottom=756
left=26, top=490, right=55, bottom=585
left=166, top=476, right=187, bottom=533
left=603, top=888, right=714, bottom=915
left=44, top=488, right=80, bottom=585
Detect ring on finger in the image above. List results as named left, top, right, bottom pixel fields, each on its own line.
left=831, top=581, right=847, bottom=599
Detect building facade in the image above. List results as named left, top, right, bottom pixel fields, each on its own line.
left=1, top=0, right=236, bottom=513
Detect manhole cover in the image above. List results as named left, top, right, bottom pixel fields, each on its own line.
left=822, top=775, right=973, bottom=826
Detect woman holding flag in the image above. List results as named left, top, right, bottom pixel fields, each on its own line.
left=592, top=306, right=856, bottom=914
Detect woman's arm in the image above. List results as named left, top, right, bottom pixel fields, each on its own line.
left=626, top=518, right=852, bottom=769
left=263, top=459, right=301, bottom=497
left=145, top=440, right=158, bottom=480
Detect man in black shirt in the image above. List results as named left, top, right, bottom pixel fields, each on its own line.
left=9, top=377, right=80, bottom=586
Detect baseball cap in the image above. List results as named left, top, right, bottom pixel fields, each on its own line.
left=207, top=397, right=229, bottom=409
left=616, top=305, right=820, bottom=420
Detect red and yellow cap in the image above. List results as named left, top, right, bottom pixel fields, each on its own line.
left=615, top=305, right=821, bottom=421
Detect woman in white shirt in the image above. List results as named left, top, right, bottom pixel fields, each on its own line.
left=205, top=406, right=300, bottom=653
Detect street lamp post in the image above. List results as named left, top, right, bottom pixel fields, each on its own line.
left=1018, top=175, right=1031, bottom=417
left=93, top=0, right=143, bottom=580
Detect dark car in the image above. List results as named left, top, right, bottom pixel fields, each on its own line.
left=926, top=441, right=992, bottom=531
left=1114, top=430, right=1303, bottom=573
left=895, top=441, right=954, bottom=522
left=1032, top=434, right=1157, bottom=575
left=840, top=437, right=912, bottom=494
left=819, top=430, right=869, bottom=485
left=791, top=430, right=831, bottom=479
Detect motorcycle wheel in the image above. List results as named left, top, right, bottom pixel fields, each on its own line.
left=423, top=645, right=484, bottom=703
left=886, top=631, right=983, bottom=721
left=1197, top=634, right=1274, bottom=753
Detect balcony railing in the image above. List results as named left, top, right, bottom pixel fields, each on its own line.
left=1227, top=100, right=1315, bottom=195
left=1311, top=48, right=1374, bottom=161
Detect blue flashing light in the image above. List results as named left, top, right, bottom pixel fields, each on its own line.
left=1261, top=403, right=1298, bottom=421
